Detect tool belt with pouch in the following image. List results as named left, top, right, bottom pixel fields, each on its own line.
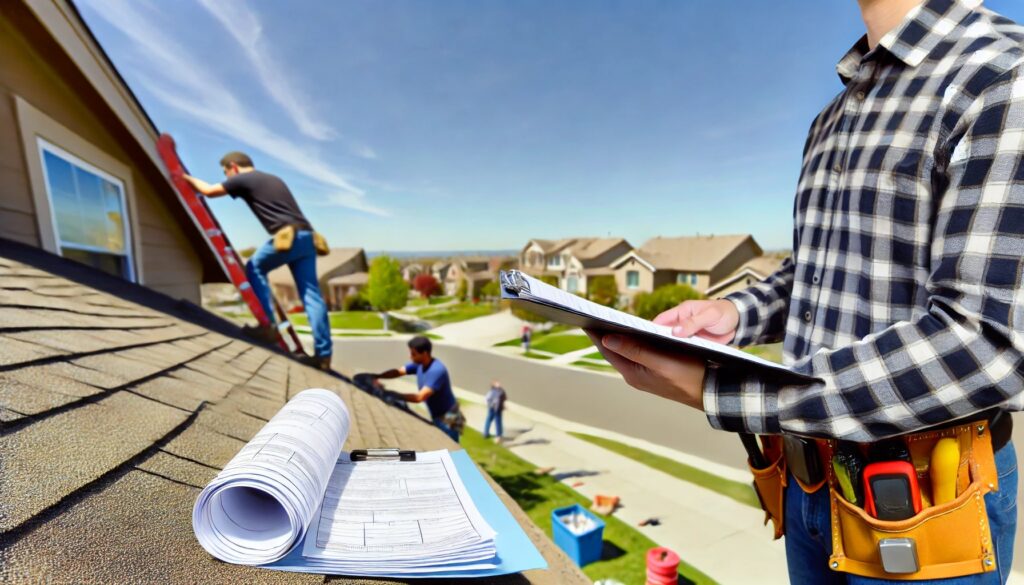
left=272, top=225, right=330, bottom=256
left=748, top=410, right=1012, bottom=580
left=442, top=404, right=466, bottom=436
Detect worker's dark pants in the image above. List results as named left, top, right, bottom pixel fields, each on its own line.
left=247, top=231, right=332, bottom=358
left=784, top=441, right=1018, bottom=584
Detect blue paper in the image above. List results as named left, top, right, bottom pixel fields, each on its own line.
left=265, top=449, right=548, bottom=578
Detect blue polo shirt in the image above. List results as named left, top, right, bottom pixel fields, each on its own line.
left=404, top=358, right=456, bottom=420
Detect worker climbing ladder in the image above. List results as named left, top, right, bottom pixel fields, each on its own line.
left=156, top=133, right=307, bottom=356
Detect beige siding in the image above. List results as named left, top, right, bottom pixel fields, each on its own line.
left=0, top=7, right=201, bottom=303
left=709, top=239, right=761, bottom=286
left=614, top=258, right=654, bottom=300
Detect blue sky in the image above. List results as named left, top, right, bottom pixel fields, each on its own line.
left=77, top=1, right=1024, bottom=253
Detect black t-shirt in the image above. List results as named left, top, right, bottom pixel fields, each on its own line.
left=222, top=170, right=312, bottom=234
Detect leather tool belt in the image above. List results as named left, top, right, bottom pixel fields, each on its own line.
left=748, top=410, right=1011, bottom=580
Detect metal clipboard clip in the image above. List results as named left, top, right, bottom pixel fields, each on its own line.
left=500, top=270, right=531, bottom=295
left=349, top=448, right=416, bottom=462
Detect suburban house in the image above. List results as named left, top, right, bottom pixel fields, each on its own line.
left=704, top=253, right=789, bottom=298
left=519, top=237, right=633, bottom=294
left=266, top=247, right=367, bottom=311
left=611, top=234, right=763, bottom=301
left=443, top=256, right=497, bottom=298
left=401, top=261, right=426, bottom=282
left=430, top=260, right=452, bottom=284
left=0, top=2, right=582, bottom=583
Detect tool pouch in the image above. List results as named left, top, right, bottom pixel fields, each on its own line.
left=313, top=231, right=330, bottom=256
left=273, top=225, right=296, bottom=252
left=749, top=435, right=786, bottom=540
left=827, top=421, right=999, bottom=580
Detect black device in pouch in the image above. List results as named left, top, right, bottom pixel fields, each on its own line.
left=783, top=435, right=824, bottom=486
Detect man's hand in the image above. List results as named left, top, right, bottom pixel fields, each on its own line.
left=181, top=174, right=227, bottom=197
left=586, top=331, right=706, bottom=410
left=654, top=299, right=739, bottom=343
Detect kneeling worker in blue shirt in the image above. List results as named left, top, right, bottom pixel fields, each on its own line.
left=376, top=336, right=463, bottom=443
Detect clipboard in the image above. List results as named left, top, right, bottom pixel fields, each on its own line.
left=500, top=269, right=819, bottom=384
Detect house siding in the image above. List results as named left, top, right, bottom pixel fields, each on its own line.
left=614, top=258, right=654, bottom=299
left=0, top=6, right=203, bottom=303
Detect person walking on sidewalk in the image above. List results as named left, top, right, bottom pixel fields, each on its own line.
left=483, top=380, right=507, bottom=442
left=376, top=336, right=464, bottom=443
left=182, top=152, right=333, bottom=371
left=521, top=325, right=532, bottom=353
left=591, top=1, right=1023, bottom=582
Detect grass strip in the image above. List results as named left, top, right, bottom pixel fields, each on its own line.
left=568, top=432, right=759, bottom=509
left=461, top=427, right=716, bottom=584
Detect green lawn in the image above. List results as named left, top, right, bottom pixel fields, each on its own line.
left=461, top=428, right=716, bottom=584
left=423, top=332, right=444, bottom=340
left=571, top=360, right=617, bottom=373
left=569, top=433, right=759, bottom=509
left=290, top=311, right=384, bottom=330
left=531, top=334, right=594, bottom=355
left=418, top=302, right=499, bottom=326
left=742, top=343, right=783, bottom=364
left=494, top=324, right=576, bottom=347
left=523, top=351, right=553, bottom=361
left=582, top=351, right=606, bottom=361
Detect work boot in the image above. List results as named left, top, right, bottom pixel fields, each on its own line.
left=241, top=323, right=278, bottom=344
left=299, top=354, right=332, bottom=372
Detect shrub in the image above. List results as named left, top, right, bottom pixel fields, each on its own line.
left=633, top=284, right=703, bottom=320
left=587, top=275, right=618, bottom=307
left=342, top=292, right=372, bottom=311
left=412, top=273, right=441, bottom=298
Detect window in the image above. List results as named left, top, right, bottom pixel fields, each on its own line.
left=691, top=273, right=698, bottom=285
left=566, top=276, right=578, bottom=292
left=548, top=255, right=561, bottom=267
left=676, top=273, right=686, bottom=284
left=626, top=270, right=639, bottom=289
left=37, top=139, right=135, bottom=280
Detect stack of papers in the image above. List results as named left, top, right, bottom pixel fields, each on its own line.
left=191, top=388, right=500, bottom=576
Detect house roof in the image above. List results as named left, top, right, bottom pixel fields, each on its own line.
left=267, top=248, right=365, bottom=286
left=625, top=234, right=760, bottom=272
left=0, top=238, right=583, bottom=584
left=704, top=254, right=788, bottom=296
left=525, top=238, right=628, bottom=266
left=16, top=0, right=224, bottom=282
left=327, top=271, right=369, bottom=287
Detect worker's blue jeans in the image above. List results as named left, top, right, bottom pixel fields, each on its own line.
left=433, top=418, right=460, bottom=443
left=246, top=231, right=332, bottom=358
left=784, top=441, right=1018, bottom=584
left=484, top=408, right=503, bottom=438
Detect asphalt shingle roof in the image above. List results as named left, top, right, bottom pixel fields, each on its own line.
left=0, top=239, right=583, bottom=584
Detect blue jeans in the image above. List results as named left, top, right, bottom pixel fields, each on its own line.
left=433, top=418, right=460, bottom=443
left=246, top=231, right=332, bottom=358
left=785, top=442, right=1018, bottom=584
left=484, top=408, right=503, bottom=438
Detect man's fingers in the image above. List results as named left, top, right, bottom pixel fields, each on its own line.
left=673, top=306, right=722, bottom=337
left=653, top=301, right=698, bottom=326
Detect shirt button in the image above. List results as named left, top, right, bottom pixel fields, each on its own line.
left=832, top=163, right=842, bottom=174
left=803, top=310, right=812, bottom=322
left=812, top=274, right=820, bottom=284
left=855, top=90, right=866, bottom=100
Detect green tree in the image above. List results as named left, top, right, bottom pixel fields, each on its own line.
left=633, top=283, right=702, bottom=320
left=539, top=275, right=559, bottom=287
left=455, top=278, right=468, bottom=301
left=587, top=275, right=619, bottom=308
left=365, top=256, right=409, bottom=329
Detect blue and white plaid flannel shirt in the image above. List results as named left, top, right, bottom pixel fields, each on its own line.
left=704, top=0, right=1024, bottom=442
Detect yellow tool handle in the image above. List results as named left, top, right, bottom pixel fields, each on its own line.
left=930, top=438, right=959, bottom=505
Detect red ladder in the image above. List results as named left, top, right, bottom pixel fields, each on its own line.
left=156, top=133, right=307, bottom=356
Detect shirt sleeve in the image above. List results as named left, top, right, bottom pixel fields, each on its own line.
left=221, top=174, right=247, bottom=199
left=722, top=257, right=795, bottom=346
left=703, top=65, right=1024, bottom=442
left=403, top=362, right=417, bottom=376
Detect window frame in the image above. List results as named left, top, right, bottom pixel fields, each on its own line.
left=36, top=138, right=137, bottom=281
left=626, top=270, right=640, bottom=289
left=15, top=96, right=144, bottom=283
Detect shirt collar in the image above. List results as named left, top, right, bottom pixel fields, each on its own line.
left=836, top=0, right=982, bottom=83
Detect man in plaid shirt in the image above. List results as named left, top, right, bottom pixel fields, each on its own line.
left=593, top=0, right=1022, bottom=581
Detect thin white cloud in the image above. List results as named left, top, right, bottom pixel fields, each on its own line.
left=195, top=0, right=337, bottom=142
left=79, top=0, right=388, bottom=216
